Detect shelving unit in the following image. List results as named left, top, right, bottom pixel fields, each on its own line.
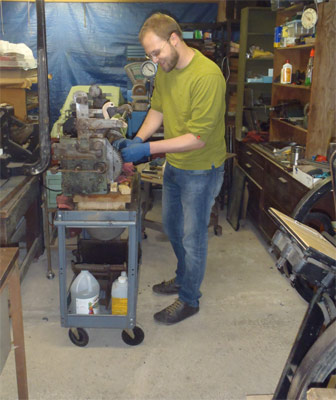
left=180, top=21, right=239, bottom=66
left=270, top=19, right=313, bottom=146
left=236, top=1, right=336, bottom=242
left=235, top=7, right=276, bottom=139
left=226, top=53, right=239, bottom=127
left=270, top=1, right=335, bottom=158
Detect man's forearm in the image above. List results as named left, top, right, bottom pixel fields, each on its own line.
left=136, top=109, right=163, bottom=142
left=149, top=133, right=205, bottom=155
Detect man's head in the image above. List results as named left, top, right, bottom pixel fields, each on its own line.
left=139, top=13, right=183, bottom=72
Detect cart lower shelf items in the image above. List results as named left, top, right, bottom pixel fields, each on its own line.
left=55, top=176, right=144, bottom=347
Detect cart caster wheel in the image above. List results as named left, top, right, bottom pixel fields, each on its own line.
left=142, top=232, right=148, bottom=240
left=214, top=225, right=222, bottom=236
left=68, top=328, right=89, bottom=347
left=121, top=326, right=144, bottom=346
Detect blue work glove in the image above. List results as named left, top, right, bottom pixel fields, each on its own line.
left=113, top=136, right=143, bottom=151
left=121, top=142, right=151, bottom=163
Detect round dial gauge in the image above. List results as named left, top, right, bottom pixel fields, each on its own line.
left=141, top=60, right=157, bottom=78
left=301, top=8, right=318, bottom=30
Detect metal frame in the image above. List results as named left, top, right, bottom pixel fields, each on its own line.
left=54, top=195, right=141, bottom=331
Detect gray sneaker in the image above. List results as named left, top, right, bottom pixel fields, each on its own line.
left=154, top=299, right=199, bottom=325
left=152, top=278, right=180, bottom=295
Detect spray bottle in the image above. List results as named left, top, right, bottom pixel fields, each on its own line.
left=305, top=49, right=315, bottom=86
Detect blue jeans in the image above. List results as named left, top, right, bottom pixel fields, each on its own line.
left=162, top=162, right=225, bottom=307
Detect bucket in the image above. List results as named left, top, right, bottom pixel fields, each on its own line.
left=70, top=270, right=100, bottom=314
left=111, top=272, right=128, bottom=315
left=290, top=145, right=305, bottom=166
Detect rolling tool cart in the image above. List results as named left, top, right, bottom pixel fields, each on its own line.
left=54, top=176, right=144, bottom=347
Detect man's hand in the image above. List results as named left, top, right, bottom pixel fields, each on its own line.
left=113, top=136, right=143, bottom=151
left=121, top=142, right=151, bottom=163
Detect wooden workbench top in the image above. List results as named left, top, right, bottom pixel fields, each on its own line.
left=0, top=247, right=19, bottom=290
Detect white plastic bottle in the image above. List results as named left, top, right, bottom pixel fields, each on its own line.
left=280, top=59, right=292, bottom=84
left=111, top=271, right=128, bottom=315
left=70, top=270, right=100, bottom=315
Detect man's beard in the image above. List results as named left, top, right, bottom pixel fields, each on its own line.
left=160, top=45, right=179, bottom=72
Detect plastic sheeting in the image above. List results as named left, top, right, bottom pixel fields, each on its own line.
left=0, top=2, right=217, bottom=124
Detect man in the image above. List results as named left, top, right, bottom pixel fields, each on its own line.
left=117, top=13, right=226, bottom=325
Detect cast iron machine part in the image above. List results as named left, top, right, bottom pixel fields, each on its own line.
left=52, top=90, right=131, bottom=195
left=269, top=216, right=336, bottom=399
left=269, top=151, right=336, bottom=398
left=0, top=105, right=40, bottom=179
left=0, top=0, right=51, bottom=178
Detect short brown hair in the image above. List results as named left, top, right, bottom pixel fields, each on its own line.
left=139, top=13, right=183, bottom=43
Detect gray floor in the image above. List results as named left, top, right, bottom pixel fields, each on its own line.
left=0, top=196, right=307, bottom=400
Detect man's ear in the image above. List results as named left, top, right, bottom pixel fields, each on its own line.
left=170, top=32, right=180, bottom=46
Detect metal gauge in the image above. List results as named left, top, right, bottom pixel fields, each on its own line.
left=141, top=60, right=157, bottom=78
left=301, top=8, right=318, bottom=30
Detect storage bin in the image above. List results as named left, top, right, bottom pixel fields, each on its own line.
left=182, top=31, right=193, bottom=39
left=46, top=171, right=62, bottom=208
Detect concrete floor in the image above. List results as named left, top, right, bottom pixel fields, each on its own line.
left=0, top=196, right=307, bottom=400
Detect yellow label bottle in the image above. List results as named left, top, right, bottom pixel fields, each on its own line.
left=111, top=272, right=128, bottom=315
left=280, top=59, right=292, bottom=84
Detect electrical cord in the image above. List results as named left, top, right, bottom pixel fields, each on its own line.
left=221, top=55, right=230, bottom=83
left=42, top=183, right=61, bottom=192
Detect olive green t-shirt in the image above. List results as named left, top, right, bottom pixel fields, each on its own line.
left=150, top=49, right=226, bottom=170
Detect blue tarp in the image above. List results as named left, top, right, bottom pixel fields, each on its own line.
left=1, top=2, right=218, bottom=124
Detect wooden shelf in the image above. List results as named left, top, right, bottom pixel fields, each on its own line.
left=245, top=82, right=272, bottom=85
left=272, top=118, right=307, bottom=134
left=275, top=44, right=315, bottom=50
left=246, top=58, right=274, bottom=62
left=277, top=2, right=306, bottom=15
left=272, top=83, right=311, bottom=90
left=247, top=32, right=274, bottom=36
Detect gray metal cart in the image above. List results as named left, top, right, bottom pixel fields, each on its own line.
left=54, top=176, right=144, bottom=347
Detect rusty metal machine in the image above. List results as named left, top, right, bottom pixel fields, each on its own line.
left=52, top=86, right=132, bottom=195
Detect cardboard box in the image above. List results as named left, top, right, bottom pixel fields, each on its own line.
left=292, top=165, right=322, bottom=188
left=0, top=68, right=37, bottom=80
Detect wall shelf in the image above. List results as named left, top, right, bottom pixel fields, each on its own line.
left=276, top=44, right=315, bottom=50
left=247, top=32, right=274, bottom=36
left=272, top=83, right=311, bottom=90
left=235, top=7, right=276, bottom=139
left=271, top=118, right=307, bottom=134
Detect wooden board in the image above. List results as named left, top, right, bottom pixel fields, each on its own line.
left=269, top=208, right=336, bottom=261
left=73, top=192, right=131, bottom=211
left=0, top=248, right=19, bottom=290
left=305, top=1, right=336, bottom=158
left=307, top=388, right=336, bottom=400
left=227, top=165, right=246, bottom=231
left=0, top=176, right=30, bottom=209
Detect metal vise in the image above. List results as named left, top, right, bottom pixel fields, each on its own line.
left=52, top=89, right=132, bottom=195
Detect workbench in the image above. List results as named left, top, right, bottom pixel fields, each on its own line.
left=137, top=161, right=164, bottom=236
left=0, top=176, right=44, bottom=278
left=0, top=247, right=28, bottom=399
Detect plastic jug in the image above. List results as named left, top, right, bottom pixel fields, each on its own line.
left=280, top=59, right=292, bottom=84
left=70, top=270, right=100, bottom=315
left=111, top=271, right=128, bottom=315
